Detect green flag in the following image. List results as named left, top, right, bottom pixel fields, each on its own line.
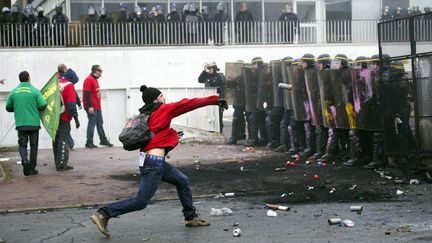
left=40, top=73, right=61, bottom=140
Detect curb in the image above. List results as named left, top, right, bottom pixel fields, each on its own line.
left=0, top=145, right=19, bottom=153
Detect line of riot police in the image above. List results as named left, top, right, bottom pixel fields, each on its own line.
left=225, top=54, right=415, bottom=169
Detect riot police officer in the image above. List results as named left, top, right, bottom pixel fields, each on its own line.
left=198, top=62, right=226, bottom=133
left=52, top=4, right=69, bottom=46
left=23, top=5, right=37, bottom=46
left=35, top=7, right=49, bottom=46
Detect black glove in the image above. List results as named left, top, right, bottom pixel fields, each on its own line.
left=218, top=99, right=228, bottom=110
left=74, top=117, right=80, bottom=129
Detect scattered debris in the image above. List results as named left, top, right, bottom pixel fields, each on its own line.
left=292, top=154, right=300, bottom=161
left=264, top=204, right=290, bottom=211
left=240, top=166, right=245, bottom=171
left=0, top=158, right=10, bottom=162
left=305, top=160, right=312, bottom=165
left=317, top=161, right=327, bottom=167
left=38, top=210, right=47, bottom=214
left=343, top=219, right=355, bottom=227
left=313, top=174, right=320, bottom=180
left=233, top=228, right=241, bottom=237
left=286, top=161, right=296, bottom=167
left=350, top=206, right=363, bottom=212
left=16, top=161, right=21, bottom=165
left=242, top=147, right=254, bottom=152
left=396, top=190, right=404, bottom=195
left=385, top=231, right=391, bottom=235
left=211, top=207, right=233, bottom=216
left=223, top=229, right=229, bottom=231
left=275, top=167, right=287, bottom=172
left=394, top=179, right=404, bottom=184
left=281, top=193, right=288, bottom=197
left=329, top=188, right=336, bottom=194
left=409, top=179, right=420, bottom=185
left=328, top=218, right=342, bottom=225
left=194, top=160, right=201, bottom=170
left=142, top=238, right=150, bottom=241
left=213, top=193, right=225, bottom=199
left=349, top=184, right=357, bottom=190
left=307, top=186, right=314, bottom=190
left=267, top=210, right=277, bottom=217
left=224, top=192, right=235, bottom=197
left=233, top=222, right=239, bottom=226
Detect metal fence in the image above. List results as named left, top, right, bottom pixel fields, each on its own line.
left=0, top=19, right=430, bottom=48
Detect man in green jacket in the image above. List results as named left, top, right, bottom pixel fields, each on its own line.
left=6, top=71, right=47, bottom=176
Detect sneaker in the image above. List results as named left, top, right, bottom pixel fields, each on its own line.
left=100, top=141, right=113, bottom=147
left=85, top=143, right=98, bottom=149
left=185, top=213, right=210, bottom=227
left=90, top=212, right=110, bottom=237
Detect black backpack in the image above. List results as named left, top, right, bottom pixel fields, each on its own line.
left=119, top=104, right=164, bottom=151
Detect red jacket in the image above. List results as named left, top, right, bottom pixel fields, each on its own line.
left=82, top=74, right=101, bottom=110
left=59, top=78, right=78, bottom=122
left=142, top=95, right=219, bottom=154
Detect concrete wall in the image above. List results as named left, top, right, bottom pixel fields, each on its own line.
left=0, top=44, right=378, bottom=149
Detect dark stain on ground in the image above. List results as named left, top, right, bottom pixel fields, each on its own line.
left=110, top=155, right=398, bottom=204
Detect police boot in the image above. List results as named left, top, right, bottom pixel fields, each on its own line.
left=237, top=116, right=246, bottom=140
left=321, top=128, right=338, bottom=161
left=344, top=129, right=360, bottom=166
left=286, top=125, right=298, bottom=155
left=228, top=118, right=239, bottom=145
left=300, top=123, right=315, bottom=157
left=245, top=115, right=259, bottom=146
left=275, top=123, right=289, bottom=152
left=266, top=117, right=279, bottom=150
left=364, top=132, right=385, bottom=169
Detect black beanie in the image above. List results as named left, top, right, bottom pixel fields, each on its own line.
left=140, top=85, right=161, bottom=104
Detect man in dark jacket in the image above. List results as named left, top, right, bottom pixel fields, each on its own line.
left=6, top=71, right=47, bottom=176
left=198, top=62, right=225, bottom=133
left=279, top=4, right=299, bottom=43
left=90, top=86, right=228, bottom=237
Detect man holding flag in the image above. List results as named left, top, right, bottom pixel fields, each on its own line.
left=6, top=71, right=47, bottom=176
left=53, top=69, right=80, bottom=171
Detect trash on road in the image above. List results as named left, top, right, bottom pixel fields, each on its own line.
left=396, top=190, right=404, bottom=195
left=313, top=174, right=320, bottom=180
left=242, top=147, right=254, bottom=152
left=194, top=160, right=201, bottom=170
left=350, top=206, right=363, bottom=212
left=275, top=167, right=287, bottom=172
left=0, top=158, right=10, bottom=162
left=267, top=210, right=277, bottom=217
left=329, top=188, right=336, bottom=194
left=281, top=193, right=288, bottom=197
left=328, top=218, right=342, bottom=225
left=213, top=193, right=225, bottom=199
left=38, top=210, right=47, bottom=214
left=286, top=161, right=296, bottom=167
left=292, top=154, right=300, bottom=161
left=307, top=186, right=314, bottom=190
left=305, top=160, right=312, bottom=165
left=233, top=228, right=241, bottom=237
left=224, top=192, right=235, bottom=197
left=343, top=219, right=355, bottom=227
left=409, top=179, right=420, bottom=185
left=349, top=184, right=357, bottom=190
left=240, top=166, right=245, bottom=171
left=264, top=204, right=290, bottom=211
left=16, top=161, right=21, bottom=165
left=233, top=222, right=239, bottom=226
left=317, top=161, right=327, bottom=167
left=211, top=207, right=233, bottom=216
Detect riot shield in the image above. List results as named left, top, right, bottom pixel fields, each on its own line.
left=287, top=65, right=310, bottom=121
left=351, top=68, right=382, bottom=130
left=417, top=56, right=432, bottom=151
left=304, top=68, right=323, bottom=126
left=256, top=64, right=273, bottom=110
left=317, top=70, right=335, bottom=128
left=225, top=62, right=246, bottom=106
left=330, top=68, right=356, bottom=129
left=281, top=60, right=293, bottom=110
left=243, top=65, right=259, bottom=112
left=270, top=60, right=283, bottom=107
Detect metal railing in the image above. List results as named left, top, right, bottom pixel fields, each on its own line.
left=0, top=20, right=430, bottom=48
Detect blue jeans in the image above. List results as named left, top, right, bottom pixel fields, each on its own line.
left=86, top=109, right=108, bottom=145
left=99, top=155, right=196, bottom=220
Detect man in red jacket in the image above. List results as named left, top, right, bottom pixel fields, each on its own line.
left=82, top=65, right=113, bottom=149
left=91, top=85, right=228, bottom=237
left=54, top=69, right=80, bottom=171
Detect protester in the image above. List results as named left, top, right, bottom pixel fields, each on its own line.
left=90, top=85, right=228, bottom=237
left=83, top=65, right=113, bottom=148
left=6, top=71, right=47, bottom=176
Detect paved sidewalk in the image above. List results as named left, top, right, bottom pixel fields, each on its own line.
left=0, top=143, right=278, bottom=212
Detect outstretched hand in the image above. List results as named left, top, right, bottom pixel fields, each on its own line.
left=218, top=99, right=228, bottom=110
